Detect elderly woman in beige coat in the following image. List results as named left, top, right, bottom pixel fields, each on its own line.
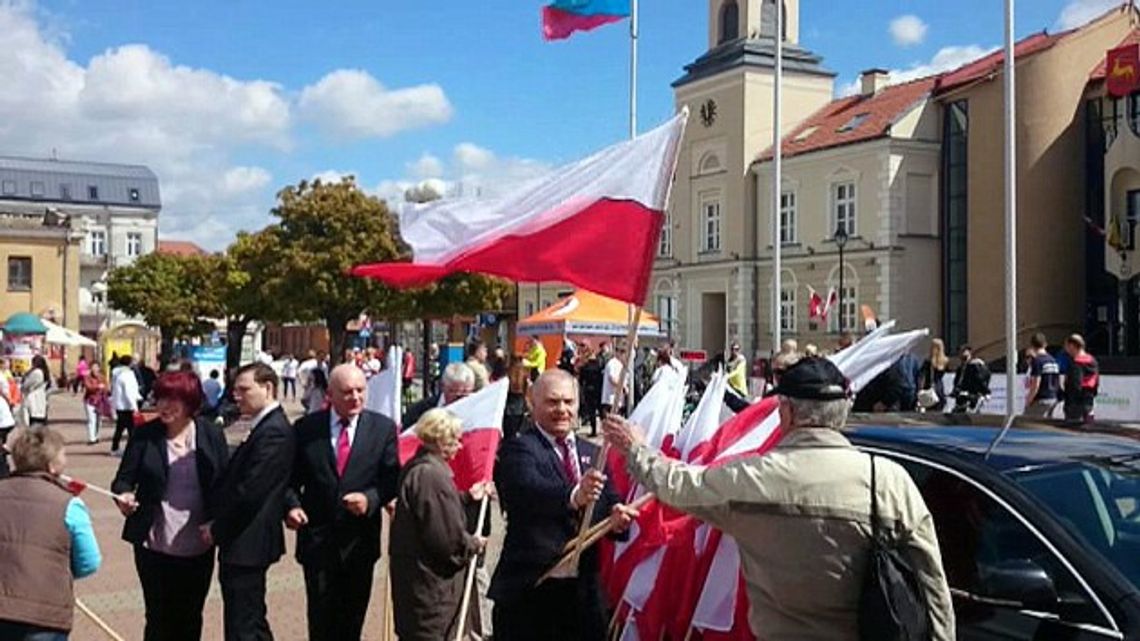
left=390, top=409, right=486, bottom=640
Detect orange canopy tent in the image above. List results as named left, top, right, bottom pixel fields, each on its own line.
left=517, top=290, right=664, bottom=338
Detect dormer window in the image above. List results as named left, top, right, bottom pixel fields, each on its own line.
left=837, top=113, right=870, bottom=133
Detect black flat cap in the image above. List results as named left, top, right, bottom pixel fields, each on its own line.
left=768, top=357, right=849, bottom=400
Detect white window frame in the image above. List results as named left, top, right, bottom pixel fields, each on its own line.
left=126, top=231, right=143, bottom=258
left=828, top=285, right=858, bottom=333
left=780, top=286, right=797, bottom=333
left=658, top=212, right=672, bottom=257
left=833, top=181, right=857, bottom=236
left=87, top=230, right=106, bottom=257
left=656, top=294, right=677, bottom=337
left=780, top=191, right=797, bottom=245
left=700, top=195, right=722, bottom=253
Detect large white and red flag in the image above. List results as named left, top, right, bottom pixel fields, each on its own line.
left=351, top=112, right=687, bottom=305
left=828, top=322, right=929, bottom=392
left=365, top=345, right=402, bottom=426
left=397, top=378, right=508, bottom=492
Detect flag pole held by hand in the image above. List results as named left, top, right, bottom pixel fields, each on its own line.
left=541, top=491, right=652, bottom=586
left=454, top=494, right=491, bottom=641
left=57, top=474, right=124, bottom=502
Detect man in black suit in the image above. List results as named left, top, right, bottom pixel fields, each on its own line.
left=285, top=364, right=400, bottom=641
left=402, top=361, right=475, bottom=429
left=209, top=362, right=295, bottom=641
left=491, top=369, right=639, bottom=641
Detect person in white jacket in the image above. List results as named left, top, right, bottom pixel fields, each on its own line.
left=109, top=355, right=141, bottom=456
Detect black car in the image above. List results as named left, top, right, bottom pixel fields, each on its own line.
left=847, top=416, right=1140, bottom=640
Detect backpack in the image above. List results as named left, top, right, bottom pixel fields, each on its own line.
left=858, top=455, right=931, bottom=641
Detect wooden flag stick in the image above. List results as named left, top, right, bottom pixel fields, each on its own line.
left=58, top=474, right=124, bottom=502
left=538, top=492, right=654, bottom=586
left=75, top=597, right=125, bottom=641
left=561, top=491, right=654, bottom=556
left=572, top=305, right=643, bottom=568
left=454, top=494, right=490, bottom=641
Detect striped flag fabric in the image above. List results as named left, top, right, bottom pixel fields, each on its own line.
left=542, top=0, right=630, bottom=41
left=365, top=345, right=402, bottom=426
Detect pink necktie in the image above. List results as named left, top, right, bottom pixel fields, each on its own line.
left=556, top=437, right=579, bottom=484
left=335, top=419, right=351, bottom=477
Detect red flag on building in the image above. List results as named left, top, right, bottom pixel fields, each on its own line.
left=1107, top=44, right=1140, bottom=98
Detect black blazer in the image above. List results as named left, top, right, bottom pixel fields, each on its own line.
left=110, top=418, right=229, bottom=546
left=401, top=394, right=439, bottom=432
left=489, top=425, right=619, bottom=606
left=211, top=405, right=296, bottom=568
left=285, top=409, right=399, bottom=566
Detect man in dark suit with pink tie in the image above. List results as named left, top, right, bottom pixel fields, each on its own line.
left=491, top=369, right=639, bottom=641
left=285, top=364, right=400, bottom=641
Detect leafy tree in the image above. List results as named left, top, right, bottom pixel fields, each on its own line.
left=206, top=230, right=290, bottom=369
left=106, top=252, right=216, bottom=364
left=270, top=177, right=411, bottom=364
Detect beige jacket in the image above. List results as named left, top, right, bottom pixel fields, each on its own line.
left=627, top=427, right=955, bottom=641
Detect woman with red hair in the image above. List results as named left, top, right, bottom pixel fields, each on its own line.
left=110, top=370, right=230, bottom=640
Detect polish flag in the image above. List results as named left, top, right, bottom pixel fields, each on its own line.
left=807, top=285, right=823, bottom=320
left=828, top=322, right=929, bottom=393
left=398, top=378, right=508, bottom=492
left=352, top=113, right=687, bottom=306
left=366, top=345, right=402, bottom=427
left=820, top=287, right=839, bottom=322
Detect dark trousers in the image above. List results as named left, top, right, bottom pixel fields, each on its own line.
left=0, top=427, right=11, bottom=479
left=302, top=558, right=375, bottom=641
left=219, top=563, right=273, bottom=641
left=282, top=378, right=296, bottom=400
left=493, top=578, right=606, bottom=641
left=0, top=621, right=67, bottom=641
left=134, top=546, right=214, bottom=641
left=112, top=410, right=134, bottom=451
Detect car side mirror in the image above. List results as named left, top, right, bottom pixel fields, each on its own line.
left=979, top=559, right=1058, bottom=611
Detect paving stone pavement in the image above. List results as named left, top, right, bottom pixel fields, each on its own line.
left=38, top=391, right=507, bottom=641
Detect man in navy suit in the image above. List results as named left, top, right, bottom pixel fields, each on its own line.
left=210, top=362, right=295, bottom=641
left=491, top=369, right=639, bottom=641
left=285, top=364, right=400, bottom=641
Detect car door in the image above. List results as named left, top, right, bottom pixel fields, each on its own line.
left=871, top=450, right=1122, bottom=641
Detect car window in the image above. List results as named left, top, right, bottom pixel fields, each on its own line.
left=895, top=459, right=1110, bottom=629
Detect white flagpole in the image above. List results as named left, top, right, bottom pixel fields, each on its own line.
left=630, top=0, right=639, bottom=139
left=1004, top=0, right=1018, bottom=421
left=772, top=3, right=784, bottom=356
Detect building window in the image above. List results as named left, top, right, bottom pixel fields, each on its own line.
left=657, top=295, right=677, bottom=337
left=59, top=183, right=72, bottom=200
left=525, top=302, right=535, bottom=316
left=129, top=187, right=140, bottom=202
left=719, top=0, right=739, bottom=44
left=701, top=197, right=722, bottom=253
left=658, top=212, right=672, bottom=257
left=88, top=230, right=107, bottom=257
left=779, top=191, right=797, bottom=244
left=1, top=180, right=15, bottom=195
left=833, top=182, right=856, bottom=236
left=828, top=286, right=858, bottom=333
left=780, top=286, right=796, bottom=333
left=126, top=232, right=143, bottom=258
left=30, top=181, right=44, bottom=198
left=7, top=256, right=31, bottom=291
left=942, top=100, right=969, bottom=350
left=88, top=185, right=99, bottom=200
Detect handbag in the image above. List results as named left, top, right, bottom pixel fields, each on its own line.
left=916, top=388, right=939, bottom=410
left=858, top=455, right=931, bottom=641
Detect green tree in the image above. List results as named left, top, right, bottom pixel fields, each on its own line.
left=106, top=252, right=216, bottom=364
left=270, top=177, right=410, bottom=363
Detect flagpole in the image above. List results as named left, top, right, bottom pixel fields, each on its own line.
left=454, top=495, right=490, bottom=641
left=772, top=2, right=783, bottom=356
left=1004, top=0, right=1018, bottom=421
left=630, top=0, right=639, bottom=139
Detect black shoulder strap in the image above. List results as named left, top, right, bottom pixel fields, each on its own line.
left=869, top=454, right=880, bottom=543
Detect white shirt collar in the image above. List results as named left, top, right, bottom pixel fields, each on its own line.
left=537, top=426, right=575, bottom=449
left=250, top=402, right=281, bottom=429
left=329, top=410, right=360, bottom=431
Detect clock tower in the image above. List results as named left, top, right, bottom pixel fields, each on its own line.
left=652, top=0, right=834, bottom=357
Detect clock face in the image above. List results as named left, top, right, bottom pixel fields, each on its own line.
left=700, top=99, right=718, bottom=127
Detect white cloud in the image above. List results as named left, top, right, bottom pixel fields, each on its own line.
left=889, top=15, right=928, bottom=47
left=407, top=153, right=444, bottom=179
left=454, top=143, right=495, bottom=173
left=838, top=44, right=994, bottom=96
left=220, top=166, right=272, bottom=196
left=1056, top=0, right=1121, bottom=30
left=298, top=69, right=453, bottom=140
left=373, top=143, right=553, bottom=208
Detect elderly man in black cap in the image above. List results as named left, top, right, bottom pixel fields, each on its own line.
left=603, top=357, right=955, bottom=641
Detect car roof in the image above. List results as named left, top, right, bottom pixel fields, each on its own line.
left=846, top=414, right=1140, bottom=473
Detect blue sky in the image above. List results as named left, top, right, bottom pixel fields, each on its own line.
left=3, top=0, right=1124, bottom=248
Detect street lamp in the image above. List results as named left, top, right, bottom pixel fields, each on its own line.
left=834, top=224, right=849, bottom=333
left=90, top=281, right=107, bottom=365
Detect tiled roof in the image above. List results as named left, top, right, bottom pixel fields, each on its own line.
left=0, top=156, right=157, bottom=180
left=757, top=76, right=938, bottom=161
left=1090, top=28, right=1140, bottom=80
left=157, top=240, right=208, bottom=257
left=935, top=32, right=1066, bottom=93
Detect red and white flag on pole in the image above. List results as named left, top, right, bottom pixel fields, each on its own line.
left=366, top=346, right=402, bottom=427
left=397, top=378, right=508, bottom=492
left=807, top=285, right=823, bottom=321
left=352, top=112, right=687, bottom=305
left=820, top=287, right=838, bottom=322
